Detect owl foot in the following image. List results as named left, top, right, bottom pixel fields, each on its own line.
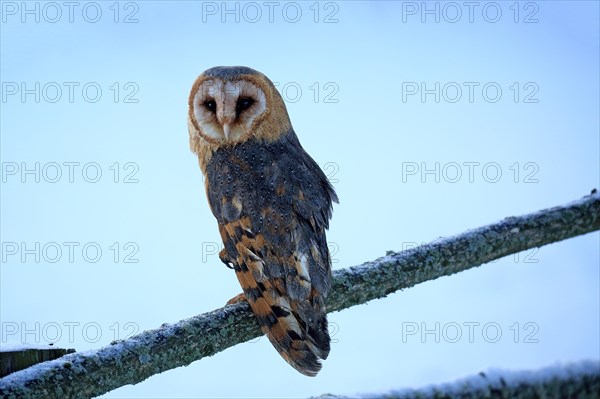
left=219, top=249, right=235, bottom=269
left=226, top=293, right=246, bottom=305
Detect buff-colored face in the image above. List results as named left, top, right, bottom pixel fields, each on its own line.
left=191, top=78, right=268, bottom=143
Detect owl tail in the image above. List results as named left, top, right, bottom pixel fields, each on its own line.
left=248, top=286, right=330, bottom=377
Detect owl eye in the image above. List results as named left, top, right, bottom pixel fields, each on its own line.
left=204, top=100, right=217, bottom=113
left=236, top=97, right=254, bottom=112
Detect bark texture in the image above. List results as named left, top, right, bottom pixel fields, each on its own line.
left=314, top=360, right=600, bottom=399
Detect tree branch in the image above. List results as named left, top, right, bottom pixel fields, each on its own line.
left=327, top=190, right=600, bottom=312
left=313, top=360, right=600, bottom=399
left=1, top=192, right=598, bottom=399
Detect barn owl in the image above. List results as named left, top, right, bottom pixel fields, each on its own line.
left=188, top=66, right=338, bottom=376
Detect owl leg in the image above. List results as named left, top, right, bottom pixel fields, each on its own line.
left=219, top=248, right=235, bottom=269
left=226, top=292, right=246, bottom=305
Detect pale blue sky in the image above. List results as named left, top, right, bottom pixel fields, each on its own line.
left=1, top=1, right=599, bottom=397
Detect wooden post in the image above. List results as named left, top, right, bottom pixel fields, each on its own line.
left=1, top=346, right=76, bottom=377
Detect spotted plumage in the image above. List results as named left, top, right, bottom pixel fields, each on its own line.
left=188, top=66, right=338, bottom=376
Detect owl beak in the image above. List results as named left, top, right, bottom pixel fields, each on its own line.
left=222, top=123, right=231, bottom=140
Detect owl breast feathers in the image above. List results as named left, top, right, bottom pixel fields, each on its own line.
left=188, top=66, right=338, bottom=376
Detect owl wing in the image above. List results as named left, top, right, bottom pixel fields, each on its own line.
left=205, top=130, right=337, bottom=376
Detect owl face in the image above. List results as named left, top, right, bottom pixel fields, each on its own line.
left=191, top=78, right=267, bottom=143
left=189, top=66, right=291, bottom=147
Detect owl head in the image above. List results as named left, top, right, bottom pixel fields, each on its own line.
left=188, top=66, right=292, bottom=155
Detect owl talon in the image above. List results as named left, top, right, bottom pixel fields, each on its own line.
left=219, top=249, right=235, bottom=269
left=226, top=293, right=246, bottom=305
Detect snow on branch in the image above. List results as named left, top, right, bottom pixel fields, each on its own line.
left=0, top=192, right=598, bottom=399
left=327, top=190, right=600, bottom=313
left=314, top=360, right=600, bottom=399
